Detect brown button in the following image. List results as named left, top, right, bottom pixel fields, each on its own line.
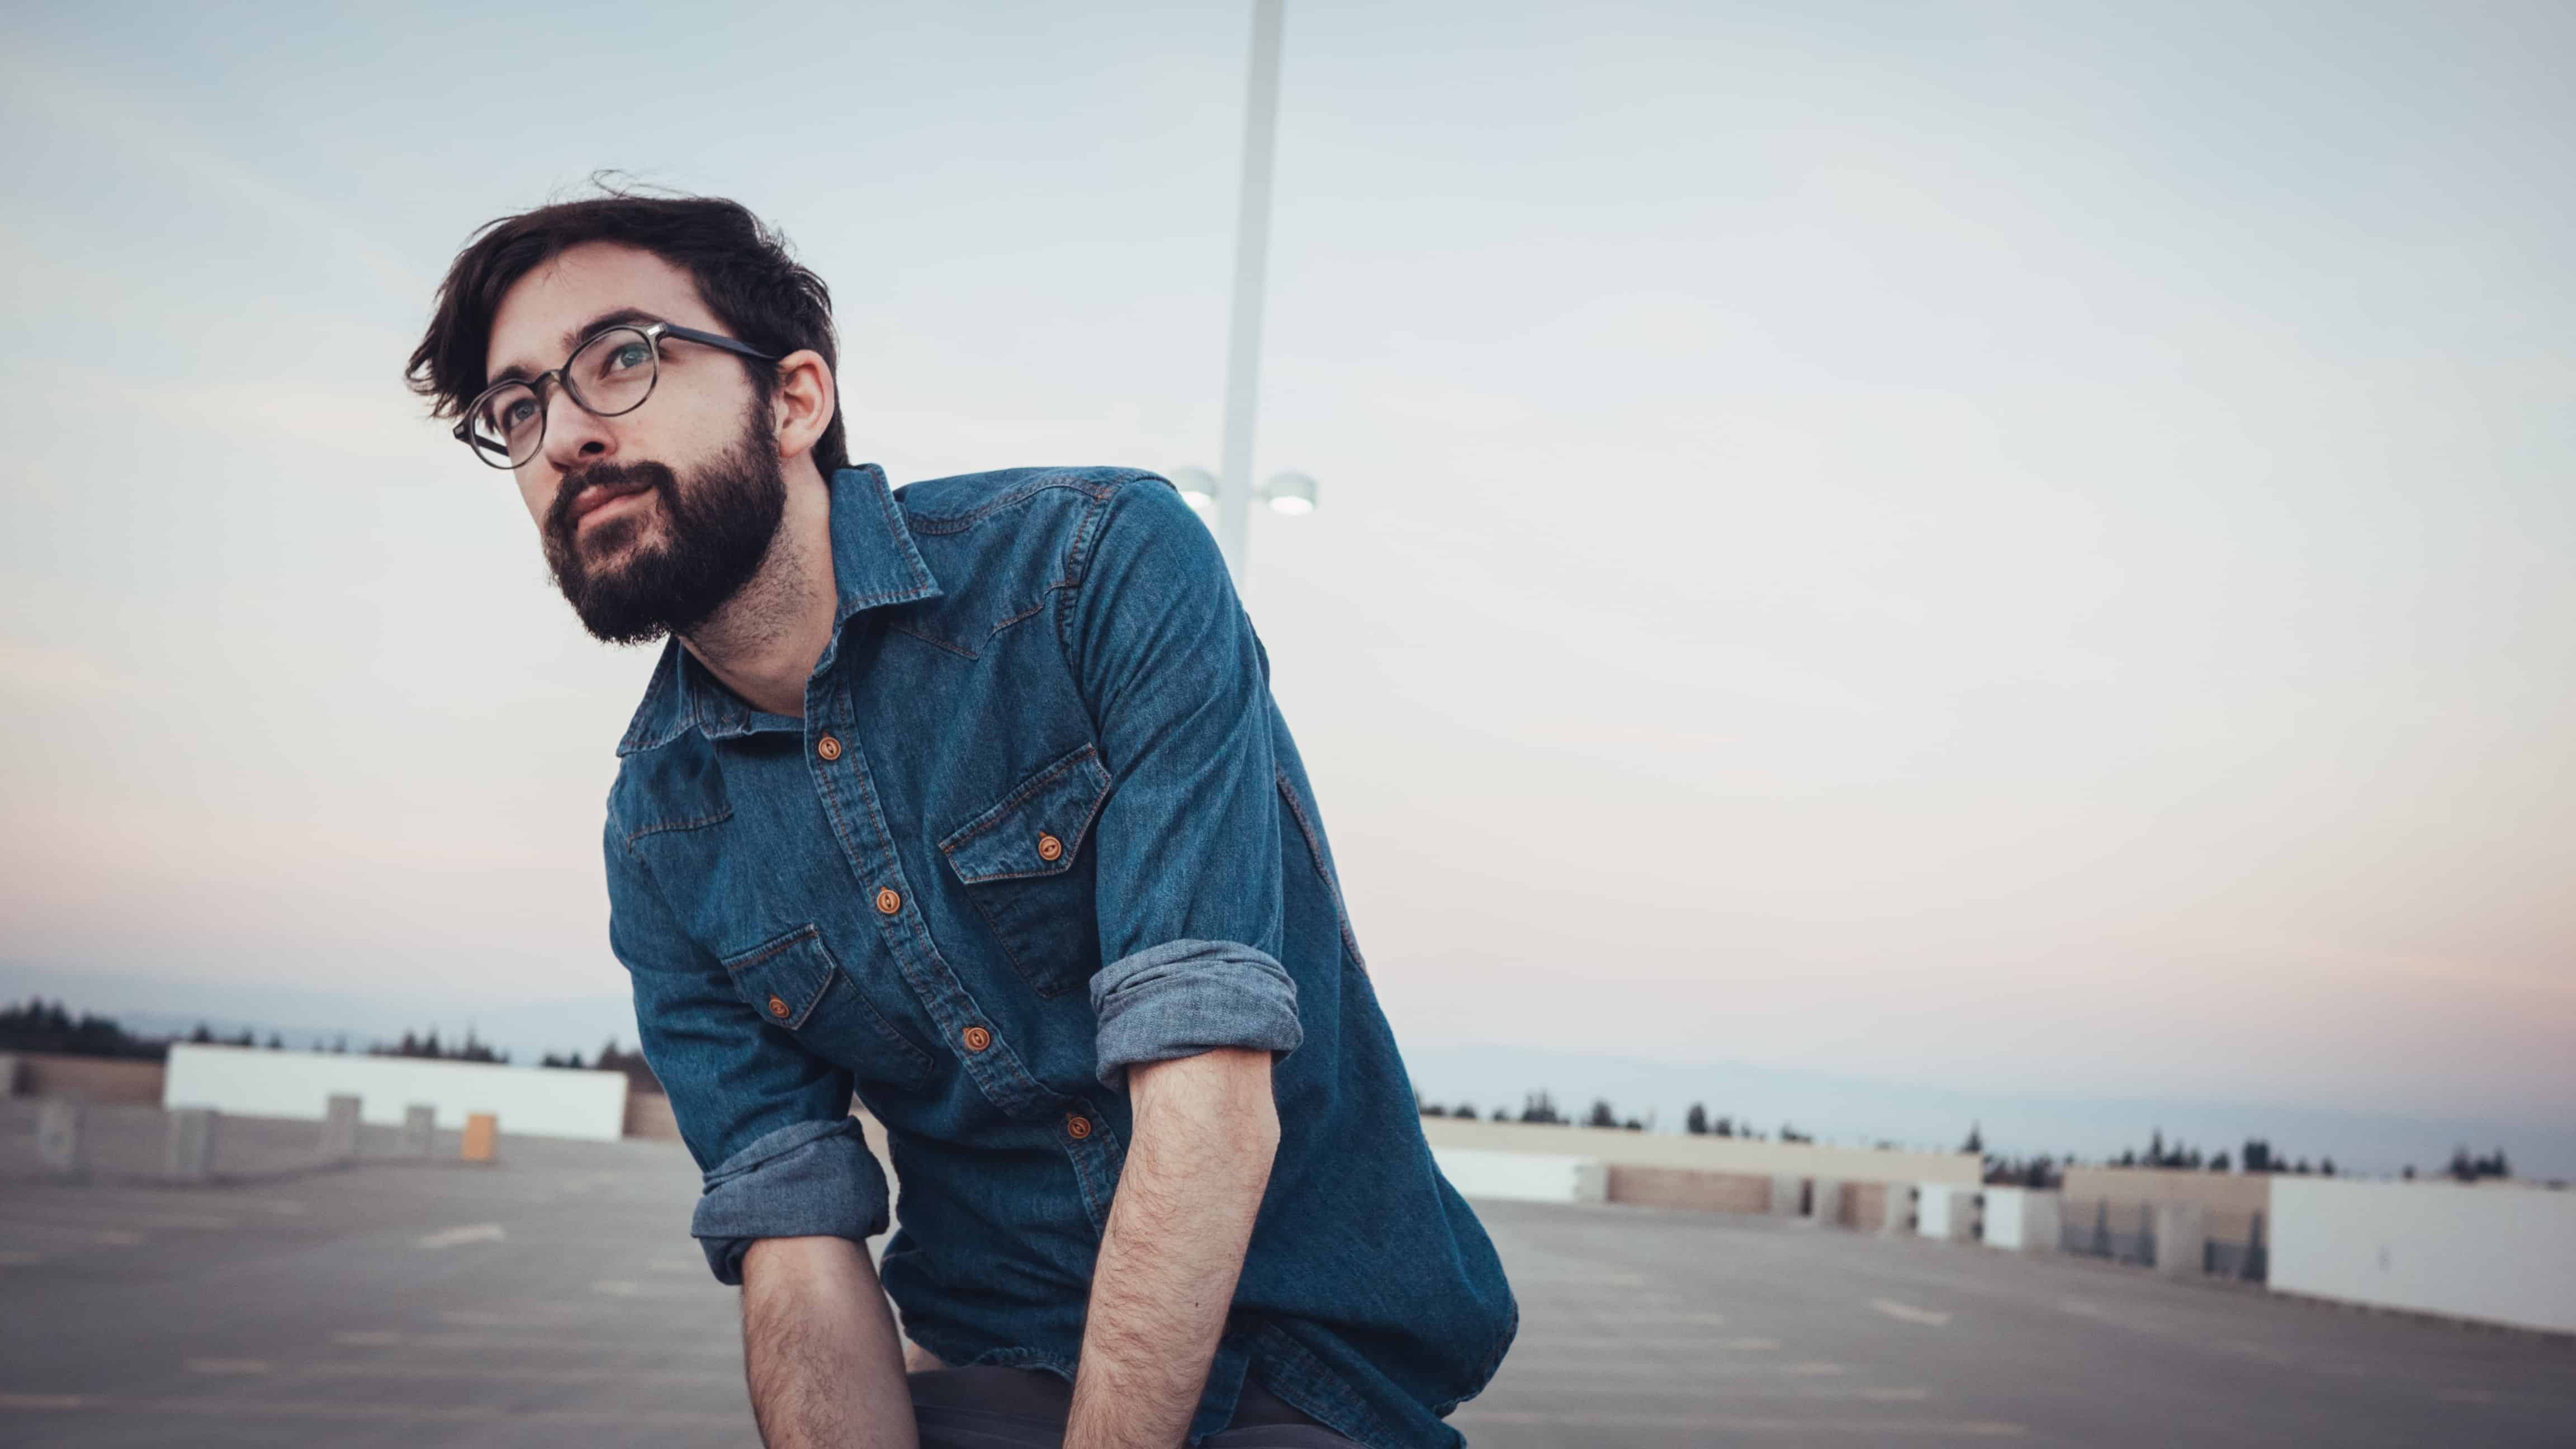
left=1066, top=1114, right=1092, bottom=1140
left=766, top=996, right=790, bottom=1019
left=961, top=1025, right=992, bottom=1053
left=1036, top=832, right=1063, bottom=863
left=816, top=735, right=842, bottom=762
left=875, top=887, right=902, bottom=915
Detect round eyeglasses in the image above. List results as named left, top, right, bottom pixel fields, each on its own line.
left=454, top=320, right=782, bottom=470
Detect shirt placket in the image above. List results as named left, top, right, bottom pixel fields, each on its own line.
left=802, top=672, right=1127, bottom=1230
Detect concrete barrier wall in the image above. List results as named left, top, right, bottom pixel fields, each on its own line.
left=1982, top=1187, right=2061, bottom=1252
left=1604, top=1165, right=1772, bottom=1214
left=1840, top=1181, right=1891, bottom=1233
left=163, top=1044, right=630, bottom=1143
left=1418, top=1116, right=1978, bottom=1187
left=2060, top=1166, right=2271, bottom=1246
left=623, top=1090, right=680, bottom=1142
left=1917, top=1183, right=1980, bottom=1242
left=6, top=1053, right=167, bottom=1104
left=2269, top=1177, right=2576, bottom=1334
left=1431, top=1147, right=1607, bottom=1204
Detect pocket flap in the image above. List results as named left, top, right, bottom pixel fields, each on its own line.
left=938, top=745, right=1114, bottom=886
left=722, top=926, right=841, bottom=1031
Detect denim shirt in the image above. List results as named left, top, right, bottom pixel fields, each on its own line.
left=604, top=465, right=1517, bottom=1448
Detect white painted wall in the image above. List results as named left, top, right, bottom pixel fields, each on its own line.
left=1982, top=1186, right=2062, bottom=1251
left=1432, top=1147, right=1608, bottom=1205
left=1916, top=1183, right=1980, bottom=1241
left=163, top=1044, right=630, bottom=1143
left=2269, top=1177, right=2576, bottom=1333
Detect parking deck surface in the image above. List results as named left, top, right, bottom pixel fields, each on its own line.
left=2, top=1102, right=2568, bottom=1446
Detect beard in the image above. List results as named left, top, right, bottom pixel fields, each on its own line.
left=541, top=404, right=786, bottom=646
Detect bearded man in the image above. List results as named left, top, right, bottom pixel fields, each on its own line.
left=404, top=190, right=1514, bottom=1449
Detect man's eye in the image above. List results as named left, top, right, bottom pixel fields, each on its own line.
left=501, top=398, right=538, bottom=429
left=607, top=342, right=652, bottom=372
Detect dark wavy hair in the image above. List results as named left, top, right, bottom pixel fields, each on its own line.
left=405, top=179, right=848, bottom=477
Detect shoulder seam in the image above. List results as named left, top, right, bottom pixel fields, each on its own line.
left=902, top=470, right=1150, bottom=536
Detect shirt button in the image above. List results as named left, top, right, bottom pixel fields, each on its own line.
left=816, top=735, right=842, bottom=762
left=962, top=1025, right=992, bottom=1053
left=875, top=887, right=902, bottom=915
left=1066, top=1114, right=1092, bottom=1140
left=1036, top=832, right=1063, bottom=863
left=766, top=996, right=790, bottom=1019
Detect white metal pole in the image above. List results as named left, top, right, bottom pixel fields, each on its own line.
left=1217, top=0, right=1285, bottom=584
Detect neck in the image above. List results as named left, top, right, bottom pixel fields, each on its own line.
left=679, top=472, right=837, bottom=718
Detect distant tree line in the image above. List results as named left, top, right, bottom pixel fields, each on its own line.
left=541, top=1038, right=664, bottom=1095
left=1408, top=1090, right=2526, bottom=1184
left=2, top=998, right=171, bottom=1060
left=2, top=996, right=655, bottom=1087
left=373, top=1027, right=506, bottom=1064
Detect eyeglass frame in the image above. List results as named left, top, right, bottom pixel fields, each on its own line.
left=452, top=318, right=784, bottom=469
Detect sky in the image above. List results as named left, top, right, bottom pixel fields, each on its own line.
left=2, top=1, right=2570, bottom=1158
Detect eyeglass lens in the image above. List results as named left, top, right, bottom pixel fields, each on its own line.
left=467, top=326, right=660, bottom=468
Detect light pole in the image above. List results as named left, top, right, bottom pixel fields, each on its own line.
left=1191, top=0, right=1313, bottom=585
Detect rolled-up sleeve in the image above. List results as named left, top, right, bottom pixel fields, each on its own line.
left=689, top=1117, right=889, bottom=1285
left=1067, top=479, right=1303, bottom=1090
left=1090, top=938, right=1303, bottom=1090
left=607, top=828, right=888, bottom=1285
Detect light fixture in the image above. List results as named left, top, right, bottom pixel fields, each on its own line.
left=1169, top=466, right=1219, bottom=510
left=1261, top=471, right=1317, bottom=515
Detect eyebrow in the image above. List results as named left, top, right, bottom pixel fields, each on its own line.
left=487, top=306, right=670, bottom=387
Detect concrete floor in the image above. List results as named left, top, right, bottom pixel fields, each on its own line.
left=1, top=1101, right=2568, bottom=1447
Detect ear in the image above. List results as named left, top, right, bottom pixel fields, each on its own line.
left=769, top=348, right=837, bottom=463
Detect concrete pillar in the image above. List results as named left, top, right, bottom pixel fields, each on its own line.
left=1880, top=1183, right=1915, bottom=1238
left=0, top=1050, right=23, bottom=1097
left=400, top=1105, right=437, bottom=1158
left=1768, top=1175, right=1804, bottom=1217
left=36, top=1098, right=84, bottom=1176
left=2152, top=1201, right=2207, bottom=1277
left=461, top=1112, right=499, bottom=1163
left=164, top=1107, right=220, bottom=1181
left=319, top=1093, right=362, bottom=1163
left=1813, top=1178, right=1846, bottom=1228
left=2021, top=1189, right=2063, bottom=1254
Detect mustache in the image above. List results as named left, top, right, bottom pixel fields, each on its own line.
left=544, top=458, right=679, bottom=543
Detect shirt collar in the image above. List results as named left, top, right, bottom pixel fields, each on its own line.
left=616, top=464, right=941, bottom=756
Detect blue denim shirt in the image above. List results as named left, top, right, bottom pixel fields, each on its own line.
left=604, top=465, right=1516, bottom=1448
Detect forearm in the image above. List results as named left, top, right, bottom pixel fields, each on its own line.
left=741, top=1235, right=918, bottom=1449
left=1067, top=1049, right=1281, bottom=1449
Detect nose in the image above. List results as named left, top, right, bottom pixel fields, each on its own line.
left=538, top=382, right=615, bottom=476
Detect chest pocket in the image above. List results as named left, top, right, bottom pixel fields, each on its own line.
left=722, top=925, right=936, bottom=1090
left=937, top=744, right=1113, bottom=998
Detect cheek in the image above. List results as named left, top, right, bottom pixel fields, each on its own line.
left=517, top=470, right=554, bottom=526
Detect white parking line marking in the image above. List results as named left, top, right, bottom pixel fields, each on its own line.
left=415, top=1223, right=506, bottom=1249
left=1873, top=1298, right=1954, bottom=1327
left=1455, top=1410, right=2024, bottom=1436
left=184, top=1360, right=272, bottom=1375
left=0, top=1223, right=145, bottom=1247
left=317, top=1331, right=734, bottom=1357
left=1725, top=1337, right=1782, bottom=1350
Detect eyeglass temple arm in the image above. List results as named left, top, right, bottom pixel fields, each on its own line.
left=659, top=323, right=782, bottom=362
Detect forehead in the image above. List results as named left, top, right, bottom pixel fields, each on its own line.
left=484, top=242, right=718, bottom=380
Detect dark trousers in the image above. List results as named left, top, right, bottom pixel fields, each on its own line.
left=909, top=1366, right=1364, bottom=1448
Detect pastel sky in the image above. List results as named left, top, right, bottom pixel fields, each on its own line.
left=3, top=1, right=2569, bottom=1126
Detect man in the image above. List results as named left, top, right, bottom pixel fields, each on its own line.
left=405, top=190, right=1515, bottom=1449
